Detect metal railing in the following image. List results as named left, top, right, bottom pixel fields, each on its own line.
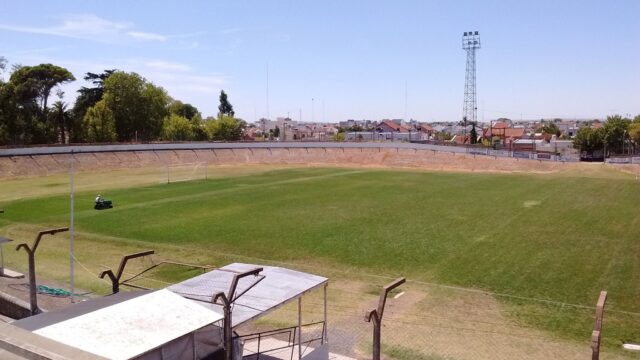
left=235, top=321, right=325, bottom=360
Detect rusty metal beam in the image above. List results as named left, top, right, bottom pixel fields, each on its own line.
left=15, top=227, right=69, bottom=315
left=99, top=250, right=154, bottom=294
left=213, top=267, right=264, bottom=360
left=365, top=277, right=405, bottom=360
left=591, top=290, right=608, bottom=360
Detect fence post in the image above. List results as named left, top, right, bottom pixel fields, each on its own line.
left=213, top=267, right=264, bottom=360
left=15, top=227, right=69, bottom=315
left=591, top=291, right=608, bottom=360
left=365, top=277, right=405, bottom=360
left=99, top=250, right=155, bottom=294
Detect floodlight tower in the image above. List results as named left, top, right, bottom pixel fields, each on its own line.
left=462, top=31, right=481, bottom=132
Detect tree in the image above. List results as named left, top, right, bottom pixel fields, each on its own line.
left=102, top=71, right=169, bottom=141
left=10, top=64, right=75, bottom=119
left=470, top=123, right=478, bottom=144
left=602, top=115, right=630, bottom=154
left=629, top=116, right=640, bottom=145
left=83, top=99, right=116, bottom=142
left=218, top=90, right=234, bottom=117
left=50, top=100, right=70, bottom=143
left=541, top=122, right=561, bottom=137
left=273, top=125, right=280, bottom=138
left=191, top=114, right=208, bottom=141
left=162, top=113, right=193, bottom=141
left=205, top=115, right=246, bottom=141
left=168, top=100, right=200, bottom=120
left=2, top=63, right=74, bottom=144
left=573, top=127, right=604, bottom=152
left=72, top=69, right=116, bottom=142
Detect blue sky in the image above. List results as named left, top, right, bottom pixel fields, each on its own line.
left=1, top=1, right=638, bottom=122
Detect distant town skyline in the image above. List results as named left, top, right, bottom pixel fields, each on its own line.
left=1, top=0, right=638, bottom=122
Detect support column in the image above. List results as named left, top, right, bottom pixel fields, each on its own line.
left=298, top=297, right=302, bottom=359
left=323, top=283, right=328, bottom=345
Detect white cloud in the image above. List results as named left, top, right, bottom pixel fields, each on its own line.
left=220, top=27, right=242, bottom=34
left=143, top=60, right=191, bottom=72
left=0, top=14, right=175, bottom=44
left=127, top=31, right=167, bottom=42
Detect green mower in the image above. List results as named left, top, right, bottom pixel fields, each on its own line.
left=94, top=195, right=113, bottom=210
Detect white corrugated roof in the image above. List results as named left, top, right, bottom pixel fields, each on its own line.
left=33, top=289, right=223, bottom=360
left=168, top=263, right=328, bottom=327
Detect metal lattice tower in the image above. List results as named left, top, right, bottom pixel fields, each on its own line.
left=462, top=31, right=481, bottom=128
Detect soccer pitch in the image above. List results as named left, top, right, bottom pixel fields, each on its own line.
left=1, top=166, right=639, bottom=351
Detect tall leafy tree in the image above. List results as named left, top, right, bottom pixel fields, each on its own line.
left=102, top=71, right=169, bottom=141
left=83, top=99, right=116, bottom=142
left=541, top=122, right=561, bottom=137
left=10, top=64, right=75, bottom=120
left=50, top=100, right=70, bottom=143
left=218, top=90, right=234, bottom=117
left=0, top=57, right=11, bottom=144
left=573, top=127, right=605, bottom=152
left=72, top=69, right=116, bottom=141
left=628, top=115, right=640, bottom=146
left=168, top=100, right=200, bottom=120
left=3, top=63, right=74, bottom=144
left=162, top=113, right=194, bottom=141
left=205, top=115, right=246, bottom=141
left=602, top=115, right=631, bottom=154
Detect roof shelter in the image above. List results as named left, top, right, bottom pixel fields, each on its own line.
left=168, top=263, right=328, bottom=328
left=169, top=263, right=330, bottom=359
left=9, top=263, right=330, bottom=360
left=13, top=289, right=224, bottom=360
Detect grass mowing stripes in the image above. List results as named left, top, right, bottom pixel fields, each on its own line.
left=1, top=167, right=639, bottom=349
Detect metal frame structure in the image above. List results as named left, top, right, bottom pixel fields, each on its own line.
left=366, top=277, right=406, bottom=360
left=15, top=227, right=69, bottom=315
left=99, top=250, right=155, bottom=294
left=99, top=250, right=213, bottom=294
left=0, top=209, right=8, bottom=277
left=236, top=321, right=326, bottom=360
left=462, top=31, right=481, bottom=131
left=213, top=267, right=265, bottom=360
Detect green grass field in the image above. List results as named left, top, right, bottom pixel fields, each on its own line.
left=1, top=166, right=639, bottom=351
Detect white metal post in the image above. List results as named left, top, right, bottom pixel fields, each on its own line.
left=298, top=297, right=302, bottom=359
left=69, top=151, right=75, bottom=303
left=323, top=284, right=328, bottom=345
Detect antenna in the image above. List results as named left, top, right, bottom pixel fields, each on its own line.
left=404, top=80, right=408, bottom=122
left=462, top=31, right=481, bottom=134
left=266, top=62, right=270, bottom=120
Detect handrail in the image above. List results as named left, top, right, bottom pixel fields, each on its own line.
left=235, top=320, right=325, bottom=339
left=234, top=321, right=325, bottom=359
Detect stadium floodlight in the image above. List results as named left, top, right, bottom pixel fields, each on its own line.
left=462, top=30, right=481, bottom=136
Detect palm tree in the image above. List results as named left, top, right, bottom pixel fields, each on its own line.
left=50, top=101, right=70, bottom=144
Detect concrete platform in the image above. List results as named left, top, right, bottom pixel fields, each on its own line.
left=1, top=268, right=25, bottom=279
left=243, top=338, right=356, bottom=360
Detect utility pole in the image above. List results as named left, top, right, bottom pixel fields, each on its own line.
left=266, top=62, right=270, bottom=120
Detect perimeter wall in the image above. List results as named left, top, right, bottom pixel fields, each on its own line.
left=0, top=142, right=636, bottom=178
